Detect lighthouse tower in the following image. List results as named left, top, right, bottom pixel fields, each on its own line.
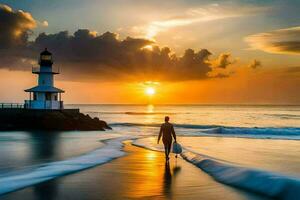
left=24, top=49, right=64, bottom=110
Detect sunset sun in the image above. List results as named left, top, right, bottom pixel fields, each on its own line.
left=145, top=87, right=155, bottom=96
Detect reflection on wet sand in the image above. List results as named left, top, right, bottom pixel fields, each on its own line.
left=122, top=143, right=170, bottom=198
left=33, top=180, right=58, bottom=200
left=163, top=162, right=172, bottom=198
left=163, top=160, right=182, bottom=198
left=29, top=132, right=60, bottom=200
left=28, top=131, right=60, bottom=161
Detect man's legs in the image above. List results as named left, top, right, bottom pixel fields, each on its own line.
left=167, top=143, right=171, bottom=157
left=164, top=142, right=172, bottom=161
left=164, top=145, right=169, bottom=159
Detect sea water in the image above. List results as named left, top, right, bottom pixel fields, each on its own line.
left=0, top=105, right=299, bottom=197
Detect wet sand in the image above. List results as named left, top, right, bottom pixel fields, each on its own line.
left=1, top=142, right=268, bottom=200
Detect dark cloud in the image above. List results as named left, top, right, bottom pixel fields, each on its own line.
left=271, top=41, right=300, bottom=53
left=0, top=4, right=36, bottom=48
left=245, top=26, right=300, bottom=55
left=1, top=28, right=215, bottom=81
left=248, top=59, right=261, bottom=69
left=0, top=4, right=234, bottom=82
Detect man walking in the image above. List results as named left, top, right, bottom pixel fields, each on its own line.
left=157, top=116, right=177, bottom=162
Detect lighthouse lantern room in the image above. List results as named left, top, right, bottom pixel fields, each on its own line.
left=24, top=49, right=64, bottom=110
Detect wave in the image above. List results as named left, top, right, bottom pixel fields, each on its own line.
left=110, top=123, right=300, bottom=139
left=124, top=112, right=181, bottom=115
left=110, top=122, right=218, bottom=129
left=0, top=137, right=129, bottom=196
left=202, top=127, right=300, bottom=137
left=265, top=113, right=300, bottom=119
left=86, top=111, right=185, bottom=115
left=181, top=151, right=300, bottom=200
left=88, top=111, right=300, bottom=119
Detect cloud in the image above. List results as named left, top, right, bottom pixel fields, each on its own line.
left=211, top=53, right=234, bottom=69
left=0, top=4, right=36, bottom=48
left=0, top=4, right=241, bottom=82
left=248, top=59, right=261, bottom=69
left=38, top=20, right=48, bottom=27
left=38, top=31, right=215, bottom=81
left=206, top=53, right=236, bottom=78
left=245, top=26, right=300, bottom=55
left=130, top=4, right=268, bottom=39
left=1, top=27, right=217, bottom=81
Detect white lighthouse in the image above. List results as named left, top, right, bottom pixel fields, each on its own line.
left=24, top=49, right=64, bottom=110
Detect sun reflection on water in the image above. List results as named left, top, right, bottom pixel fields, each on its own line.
left=147, top=104, right=154, bottom=113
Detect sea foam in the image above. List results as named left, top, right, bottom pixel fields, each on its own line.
left=0, top=137, right=128, bottom=196
left=181, top=151, right=300, bottom=200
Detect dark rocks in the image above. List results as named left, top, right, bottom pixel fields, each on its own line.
left=0, top=109, right=111, bottom=131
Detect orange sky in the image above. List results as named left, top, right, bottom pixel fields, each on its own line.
left=0, top=2, right=300, bottom=104
left=0, top=66, right=298, bottom=104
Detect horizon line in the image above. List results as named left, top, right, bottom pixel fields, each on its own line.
left=64, top=103, right=300, bottom=106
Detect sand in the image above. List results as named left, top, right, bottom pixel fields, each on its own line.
left=1, top=142, right=269, bottom=200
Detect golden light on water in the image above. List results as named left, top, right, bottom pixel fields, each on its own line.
left=147, top=104, right=154, bottom=113
left=146, top=151, right=157, bottom=160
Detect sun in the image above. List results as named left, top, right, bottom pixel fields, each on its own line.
left=145, top=87, right=155, bottom=96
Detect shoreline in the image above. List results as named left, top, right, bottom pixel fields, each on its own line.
left=1, top=142, right=267, bottom=200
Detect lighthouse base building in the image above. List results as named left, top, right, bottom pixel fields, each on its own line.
left=24, top=86, right=64, bottom=110
left=0, top=48, right=112, bottom=131
left=24, top=49, right=64, bottom=110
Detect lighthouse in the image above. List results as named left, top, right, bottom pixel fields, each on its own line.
left=24, top=49, right=64, bottom=110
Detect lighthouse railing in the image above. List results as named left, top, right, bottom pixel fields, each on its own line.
left=0, top=103, right=24, bottom=109
left=24, top=100, right=63, bottom=110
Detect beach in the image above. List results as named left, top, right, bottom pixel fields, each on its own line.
left=1, top=142, right=268, bottom=200
left=0, top=105, right=299, bottom=199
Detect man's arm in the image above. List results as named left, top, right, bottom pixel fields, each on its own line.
left=157, top=125, right=163, bottom=144
left=171, top=125, right=177, bottom=142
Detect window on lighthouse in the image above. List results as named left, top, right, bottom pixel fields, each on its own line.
left=41, top=55, right=52, bottom=60
left=46, top=93, right=51, bottom=101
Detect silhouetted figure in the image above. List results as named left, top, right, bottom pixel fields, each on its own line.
left=157, top=116, right=177, bottom=162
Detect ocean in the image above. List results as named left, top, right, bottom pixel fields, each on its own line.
left=0, top=105, right=299, bottom=197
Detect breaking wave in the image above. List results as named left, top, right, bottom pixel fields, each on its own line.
left=181, top=151, right=300, bottom=200
left=0, top=137, right=129, bottom=196
left=110, top=123, right=300, bottom=140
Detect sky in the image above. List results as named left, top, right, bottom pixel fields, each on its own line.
left=0, top=0, right=299, bottom=104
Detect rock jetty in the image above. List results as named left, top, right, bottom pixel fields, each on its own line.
left=0, top=109, right=111, bottom=131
